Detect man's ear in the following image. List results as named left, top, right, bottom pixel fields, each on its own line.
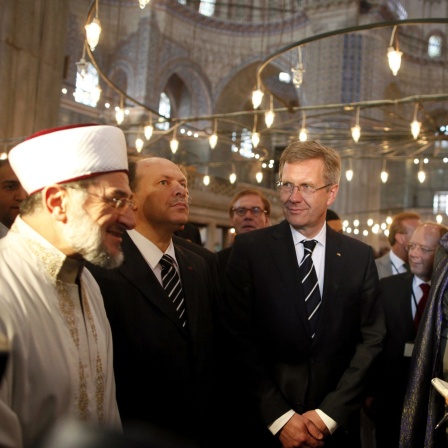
left=327, top=184, right=339, bottom=207
left=42, top=185, right=69, bottom=223
left=395, top=232, right=407, bottom=245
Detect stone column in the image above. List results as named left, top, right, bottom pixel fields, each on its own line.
left=0, top=0, right=70, bottom=144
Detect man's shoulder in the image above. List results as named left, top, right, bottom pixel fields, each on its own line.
left=375, top=253, right=390, bottom=266
left=173, top=235, right=217, bottom=263
left=380, top=271, right=411, bottom=287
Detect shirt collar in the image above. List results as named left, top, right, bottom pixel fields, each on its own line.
left=127, top=229, right=176, bottom=269
left=290, top=222, right=327, bottom=248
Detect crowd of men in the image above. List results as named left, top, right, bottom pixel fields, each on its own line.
left=1, top=125, right=448, bottom=448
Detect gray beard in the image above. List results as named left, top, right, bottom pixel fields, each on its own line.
left=63, top=190, right=124, bottom=269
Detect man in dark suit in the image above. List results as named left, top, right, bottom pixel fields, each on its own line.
left=370, top=222, right=448, bottom=448
left=88, top=156, right=218, bottom=447
left=399, top=233, right=448, bottom=448
left=221, top=140, right=385, bottom=448
left=375, top=212, right=421, bottom=279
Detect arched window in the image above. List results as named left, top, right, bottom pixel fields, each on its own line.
left=157, top=92, right=171, bottom=130
left=199, top=0, right=215, bottom=16
left=74, top=64, right=101, bottom=107
left=434, top=191, right=448, bottom=214
left=428, top=35, right=442, bottom=58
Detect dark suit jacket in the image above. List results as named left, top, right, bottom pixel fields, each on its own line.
left=221, top=220, right=385, bottom=444
left=371, top=272, right=416, bottom=447
left=217, top=246, right=232, bottom=271
left=88, top=232, right=217, bottom=446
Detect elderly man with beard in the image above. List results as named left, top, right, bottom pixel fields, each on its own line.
left=88, top=156, right=218, bottom=447
left=0, top=124, right=135, bottom=448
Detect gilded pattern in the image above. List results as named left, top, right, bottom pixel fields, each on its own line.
left=26, top=236, right=105, bottom=423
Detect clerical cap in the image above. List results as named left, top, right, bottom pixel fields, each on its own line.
left=9, top=124, right=129, bottom=195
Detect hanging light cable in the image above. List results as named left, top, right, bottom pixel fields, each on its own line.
left=380, top=159, right=389, bottom=183
left=299, top=110, right=308, bottom=142
left=85, top=0, right=102, bottom=52
left=292, top=46, right=305, bottom=89
left=252, top=78, right=264, bottom=109
left=170, top=128, right=179, bottom=154
left=209, top=119, right=218, bottom=149
left=265, top=95, right=275, bottom=128
left=255, top=167, right=263, bottom=183
left=418, top=159, right=426, bottom=183
left=251, top=114, right=260, bottom=148
left=410, top=103, right=421, bottom=140
left=229, top=164, right=237, bottom=184
left=135, top=127, right=144, bottom=153
left=387, top=25, right=402, bottom=76
left=351, top=107, right=361, bottom=143
left=75, top=44, right=89, bottom=79
left=115, top=96, right=125, bottom=125
left=203, top=166, right=210, bottom=186
left=345, top=158, right=354, bottom=181
left=144, top=113, right=153, bottom=140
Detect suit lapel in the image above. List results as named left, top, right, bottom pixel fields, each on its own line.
left=118, top=233, right=184, bottom=327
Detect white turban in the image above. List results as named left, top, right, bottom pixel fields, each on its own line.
left=9, top=124, right=129, bottom=194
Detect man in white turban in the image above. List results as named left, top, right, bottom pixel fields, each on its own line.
left=0, top=124, right=136, bottom=448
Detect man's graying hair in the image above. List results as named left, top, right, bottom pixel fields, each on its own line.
left=278, top=140, right=341, bottom=187
left=19, top=179, right=94, bottom=216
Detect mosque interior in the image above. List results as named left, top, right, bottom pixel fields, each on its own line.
left=1, top=0, right=448, bottom=251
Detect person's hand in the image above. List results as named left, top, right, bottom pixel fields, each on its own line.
left=302, top=411, right=330, bottom=437
left=278, top=412, right=325, bottom=448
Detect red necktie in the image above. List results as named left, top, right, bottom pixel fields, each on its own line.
left=414, top=283, right=430, bottom=331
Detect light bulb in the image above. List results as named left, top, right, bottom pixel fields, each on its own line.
left=411, top=120, right=421, bottom=140
left=265, top=110, right=275, bottom=128
left=346, top=169, right=353, bottom=182
left=203, top=175, right=210, bottom=186
left=138, top=0, right=150, bottom=8
left=135, top=138, right=144, bottom=153
left=85, top=18, right=102, bottom=52
left=299, top=128, right=307, bottom=142
left=252, top=89, right=264, bottom=109
left=115, top=107, right=125, bottom=125
left=256, top=171, right=263, bottom=183
left=209, top=134, right=218, bottom=149
left=229, top=172, right=236, bottom=184
left=436, top=214, right=443, bottom=224
left=387, top=46, right=402, bottom=76
left=144, top=124, right=153, bottom=140
left=170, top=138, right=179, bottom=154
left=418, top=170, right=426, bottom=183
left=251, top=132, right=260, bottom=148
left=351, top=125, right=361, bottom=143
left=380, top=170, right=389, bottom=183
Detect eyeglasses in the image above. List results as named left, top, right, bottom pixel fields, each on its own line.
left=68, top=187, right=135, bottom=211
left=276, top=181, right=332, bottom=196
left=231, top=207, right=267, bottom=217
left=405, top=243, right=436, bottom=254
